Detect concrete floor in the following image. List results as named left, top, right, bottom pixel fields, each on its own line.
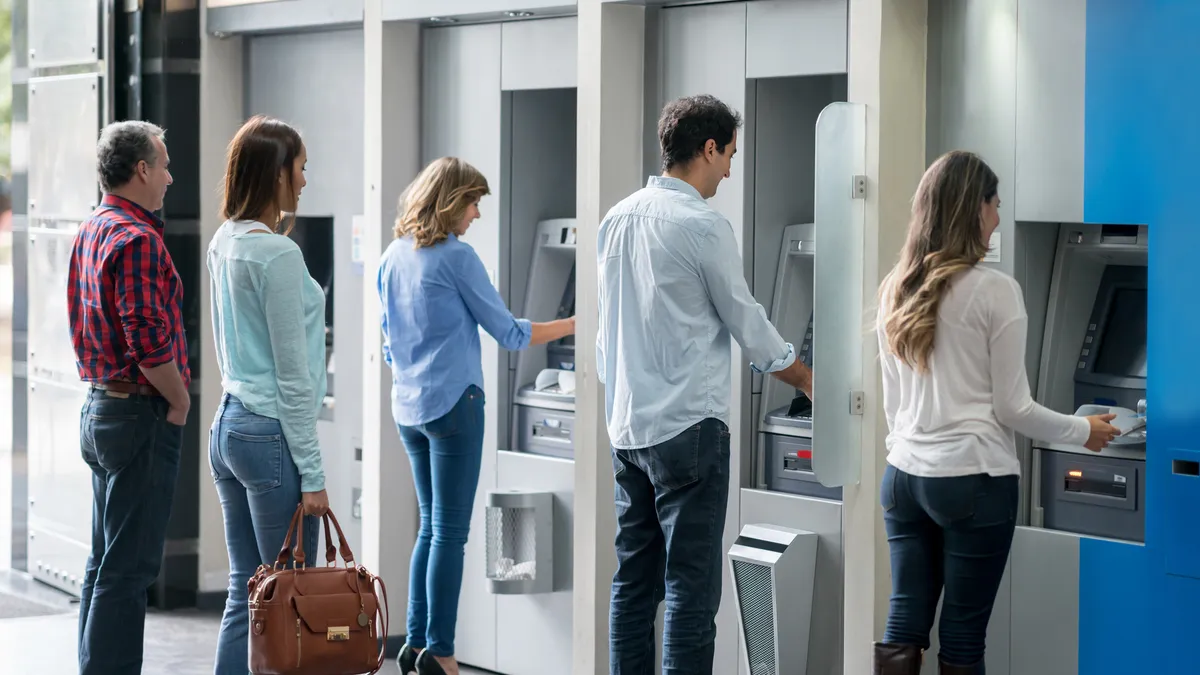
left=0, top=571, right=492, bottom=675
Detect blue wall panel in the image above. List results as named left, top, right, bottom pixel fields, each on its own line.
left=1083, top=1, right=1200, bottom=673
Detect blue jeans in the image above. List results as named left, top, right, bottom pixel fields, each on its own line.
left=881, top=464, right=1019, bottom=668
left=78, top=388, right=183, bottom=675
left=609, top=418, right=731, bottom=675
left=209, top=394, right=317, bottom=675
left=397, top=385, right=485, bottom=657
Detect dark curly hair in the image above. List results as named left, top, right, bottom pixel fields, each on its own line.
left=657, top=94, right=743, bottom=172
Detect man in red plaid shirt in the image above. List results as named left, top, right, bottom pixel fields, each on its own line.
left=67, top=120, right=189, bottom=674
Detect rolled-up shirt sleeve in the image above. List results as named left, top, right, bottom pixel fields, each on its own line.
left=697, top=219, right=796, bottom=373
left=113, top=232, right=175, bottom=368
left=454, top=247, right=532, bottom=351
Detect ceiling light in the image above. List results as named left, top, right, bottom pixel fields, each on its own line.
left=429, top=16, right=458, bottom=23
left=505, top=11, right=534, bottom=18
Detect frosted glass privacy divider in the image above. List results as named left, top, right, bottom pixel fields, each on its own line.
left=812, top=102, right=866, bottom=488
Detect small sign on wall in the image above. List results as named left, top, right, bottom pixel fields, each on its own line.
left=351, top=215, right=364, bottom=276
left=984, top=230, right=1001, bottom=263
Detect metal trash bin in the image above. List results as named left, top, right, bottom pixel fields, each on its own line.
left=728, top=524, right=819, bottom=675
left=484, top=490, right=554, bottom=594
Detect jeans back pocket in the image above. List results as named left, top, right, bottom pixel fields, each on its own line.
left=223, top=428, right=284, bottom=493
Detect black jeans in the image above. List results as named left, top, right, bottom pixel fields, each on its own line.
left=77, top=388, right=183, bottom=675
left=880, top=464, right=1018, bottom=668
left=609, top=418, right=730, bottom=675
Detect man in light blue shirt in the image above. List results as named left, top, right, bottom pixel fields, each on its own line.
left=598, top=94, right=813, bottom=675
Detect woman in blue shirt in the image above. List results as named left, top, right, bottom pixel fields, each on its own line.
left=207, top=116, right=329, bottom=674
left=382, top=157, right=574, bottom=675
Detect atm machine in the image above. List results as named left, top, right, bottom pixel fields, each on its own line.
left=1032, top=224, right=1148, bottom=543
left=755, top=223, right=840, bottom=502
left=510, top=219, right=577, bottom=461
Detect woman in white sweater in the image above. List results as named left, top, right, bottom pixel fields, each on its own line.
left=871, top=151, right=1120, bottom=675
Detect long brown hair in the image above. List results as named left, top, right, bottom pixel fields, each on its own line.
left=394, top=157, right=490, bottom=248
left=220, top=115, right=304, bottom=233
left=881, top=150, right=999, bottom=373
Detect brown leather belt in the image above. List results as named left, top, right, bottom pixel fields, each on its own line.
left=92, top=380, right=163, bottom=399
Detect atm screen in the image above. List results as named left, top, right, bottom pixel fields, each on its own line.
left=1092, top=288, right=1147, bottom=379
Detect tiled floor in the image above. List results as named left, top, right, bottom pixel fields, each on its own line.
left=0, top=571, right=492, bottom=674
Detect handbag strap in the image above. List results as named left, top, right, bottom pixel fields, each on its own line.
left=321, top=510, right=357, bottom=565
left=273, top=506, right=305, bottom=569
left=369, top=573, right=390, bottom=673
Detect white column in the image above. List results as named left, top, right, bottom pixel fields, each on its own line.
left=574, top=2, right=647, bottom=673
left=197, top=16, right=245, bottom=596
left=842, top=0, right=929, bottom=672
left=361, top=1, right=421, bottom=617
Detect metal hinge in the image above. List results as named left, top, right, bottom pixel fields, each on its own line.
left=849, top=390, right=865, bottom=415
left=852, top=175, right=867, bottom=199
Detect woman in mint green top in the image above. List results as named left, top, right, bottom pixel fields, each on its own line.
left=206, top=115, right=327, bottom=674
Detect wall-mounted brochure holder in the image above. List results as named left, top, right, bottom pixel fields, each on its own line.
left=485, top=490, right=554, bottom=595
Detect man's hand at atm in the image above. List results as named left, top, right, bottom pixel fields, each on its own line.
left=773, top=358, right=814, bottom=402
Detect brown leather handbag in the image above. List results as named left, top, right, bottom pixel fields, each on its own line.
left=247, top=506, right=389, bottom=675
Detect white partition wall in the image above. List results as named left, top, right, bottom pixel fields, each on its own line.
left=420, top=23, right=505, bottom=670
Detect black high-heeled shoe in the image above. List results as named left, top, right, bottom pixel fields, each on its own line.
left=414, top=649, right=451, bottom=675
left=396, top=643, right=420, bottom=675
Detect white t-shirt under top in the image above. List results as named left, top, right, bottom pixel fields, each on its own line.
left=876, top=266, right=1091, bottom=478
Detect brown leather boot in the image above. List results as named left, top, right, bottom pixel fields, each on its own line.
left=873, top=642, right=923, bottom=675
left=938, top=657, right=984, bottom=674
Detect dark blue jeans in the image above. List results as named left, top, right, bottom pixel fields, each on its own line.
left=209, top=394, right=318, bottom=675
left=78, top=388, right=183, bottom=675
left=880, top=464, right=1019, bottom=668
left=609, top=418, right=731, bottom=675
left=397, top=385, right=485, bottom=657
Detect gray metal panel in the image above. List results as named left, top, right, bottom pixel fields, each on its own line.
left=207, top=0, right=363, bottom=35
left=246, top=28, right=366, bottom=547
left=28, top=74, right=101, bottom=221
left=745, top=0, right=847, bottom=78
left=750, top=76, right=843, bottom=316
left=25, top=229, right=81, bottom=379
left=926, top=0, right=1017, bottom=276
left=1014, top=0, right=1086, bottom=224
left=505, top=89, right=577, bottom=335
left=26, top=377, right=92, bottom=594
left=1010, top=526, right=1080, bottom=675
left=383, top=0, right=576, bottom=22
left=28, top=0, right=100, bottom=67
left=501, top=17, right=578, bottom=90
left=422, top=22, right=504, bottom=671
left=739, top=489, right=842, bottom=675
left=1040, top=451, right=1145, bottom=542
left=495, top=451, right=574, bottom=675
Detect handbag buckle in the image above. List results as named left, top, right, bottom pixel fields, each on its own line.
left=327, top=626, right=350, bottom=641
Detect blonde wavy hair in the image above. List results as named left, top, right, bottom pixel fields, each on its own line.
left=394, top=157, right=490, bottom=248
left=880, top=150, right=998, bottom=373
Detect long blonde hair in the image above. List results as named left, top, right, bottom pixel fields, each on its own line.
left=880, top=150, right=998, bottom=373
left=394, top=157, right=490, bottom=248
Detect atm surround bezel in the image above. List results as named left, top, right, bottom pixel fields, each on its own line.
left=1073, top=264, right=1147, bottom=394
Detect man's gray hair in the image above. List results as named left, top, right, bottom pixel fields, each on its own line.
left=96, top=121, right=166, bottom=192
